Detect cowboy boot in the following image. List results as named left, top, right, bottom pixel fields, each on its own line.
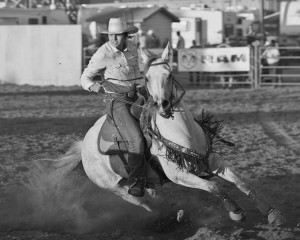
left=128, top=177, right=147, bottom=197
left=127, top=153, right=147, bottom=197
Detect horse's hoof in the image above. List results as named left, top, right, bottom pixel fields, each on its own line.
left=229, top=209, right=245, bottom=222
left=268, top=208, right=286, bottom=226
left=146, top=188, right=156, bottom=198
left=177, top=209, right=184, bottom=222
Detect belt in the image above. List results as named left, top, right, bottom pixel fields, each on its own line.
left=105, top=91, right=136, bottom=99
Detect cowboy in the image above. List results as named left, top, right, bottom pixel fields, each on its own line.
left=176, top=31, right=185, bottom=49
left=81, top=17, right=147, bottom=197
left=261, top=40, right=281, bottom=84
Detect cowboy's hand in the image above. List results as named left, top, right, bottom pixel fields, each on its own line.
left=89, top=83, right=102, bottom=93
left=136, top=84, right=142, bottom=92
left=136, top=84, right=147, bottom=96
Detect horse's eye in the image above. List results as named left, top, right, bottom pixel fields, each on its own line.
left=145, top=77, right=149, bottom=82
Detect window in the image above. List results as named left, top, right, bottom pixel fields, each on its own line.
left=224, top=24, right=234, bottom=37
left=42, top=16, right=47, bottom=24
left=236, top=28, right=243, bottom=37
left=172, top=20, right=190, bottom=32
left=28, top=18, right=38, bottom=24
left=0, top=17, right=18, bottom=24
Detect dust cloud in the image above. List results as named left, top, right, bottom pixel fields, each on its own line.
left=0, top=160, right=223, bottom=235
left=1, top=165, right=149, bottom=234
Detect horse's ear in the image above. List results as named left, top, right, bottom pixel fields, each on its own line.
left=140, top=47, right=149, bottom=64
left=161, top=42, right=172, bottom=61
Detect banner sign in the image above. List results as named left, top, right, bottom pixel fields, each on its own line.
left=178, top=47, right=250, bottom=72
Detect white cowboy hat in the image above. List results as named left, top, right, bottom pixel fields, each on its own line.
left=99, top=17, right=138, bottom=34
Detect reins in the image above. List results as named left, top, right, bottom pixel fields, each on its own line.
left=96, top=89, right=149, bottom=109
left=96, top=58, right=185, bottom=112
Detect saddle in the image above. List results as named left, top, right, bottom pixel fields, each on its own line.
left=98, top=95, right=150, bottom=156
left=98, top=116, right=129, bottom=155
left=97, top=95, right=164, bottom=181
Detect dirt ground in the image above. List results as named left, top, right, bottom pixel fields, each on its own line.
left=0, top=84, right=300, bottom=240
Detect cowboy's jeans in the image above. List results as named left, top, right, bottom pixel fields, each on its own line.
left=108, top=98, right=147, bottom=180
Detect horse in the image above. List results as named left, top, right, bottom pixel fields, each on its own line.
left=45, top=43, right=286, bottom=226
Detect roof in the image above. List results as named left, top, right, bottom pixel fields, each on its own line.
left=81, top=0, right=114, bottom=3
left=86, top=6, right=180, bottom=23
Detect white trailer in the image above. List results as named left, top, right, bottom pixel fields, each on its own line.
left=171, top=8, right=223, bottom=48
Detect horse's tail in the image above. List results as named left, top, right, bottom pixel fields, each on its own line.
left=50, top=140, right=83, bottom=173
left=28, top=140, right=83, bottom=190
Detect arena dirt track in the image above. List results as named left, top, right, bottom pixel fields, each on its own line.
left=0, top=84, right=300, bottom=240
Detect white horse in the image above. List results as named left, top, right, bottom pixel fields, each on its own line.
left=46, top=43, right=286, bottom=226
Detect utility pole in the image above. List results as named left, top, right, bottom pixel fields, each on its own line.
left=261, top=0, right=265, bottom=41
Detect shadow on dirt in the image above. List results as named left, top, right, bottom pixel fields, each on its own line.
left=0, top=164, right=299, bottom=239
left=0, top=117, right=98, bottom=136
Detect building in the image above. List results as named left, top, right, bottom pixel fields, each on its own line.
left=0, top=8, right=70, bottom=24
left=82, top=0, right=280, bottom=13
left=280, top=1, right=300, bottom=38
left=171, top=8, right=223, bottom=47
left=85, top=6, right=180, bottom=47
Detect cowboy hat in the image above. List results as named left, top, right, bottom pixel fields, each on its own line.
left=99, top=17, right=138, bottom=34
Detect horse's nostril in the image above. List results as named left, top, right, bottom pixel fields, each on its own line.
left=162, top=100, right=170, bottom=110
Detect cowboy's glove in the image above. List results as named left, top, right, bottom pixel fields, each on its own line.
left=136, top=84, right=147, bottom=97
left=89, top=82, right=102, bottom=93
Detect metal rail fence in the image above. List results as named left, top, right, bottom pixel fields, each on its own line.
left=83, top=46, right=300, bottom=89
left=257, top=46, right=300, bottom=87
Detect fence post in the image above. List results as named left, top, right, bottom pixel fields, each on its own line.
left=253, top=44, right=260, bottom=89
left=82, top=47, right=86, bottom=72
left=249, top=46, right=254, bottom=89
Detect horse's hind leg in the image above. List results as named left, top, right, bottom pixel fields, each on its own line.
left=209, top=153, right=286, bottom=225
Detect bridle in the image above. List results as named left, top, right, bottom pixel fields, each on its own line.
left=97, top=58, right=185, bottom=115
left=144, top=59, right=186, bottom=117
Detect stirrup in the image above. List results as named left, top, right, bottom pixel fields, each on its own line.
left=128, top=178, right=146, bottom=198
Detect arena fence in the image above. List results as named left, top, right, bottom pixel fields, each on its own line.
left=83, top=45, right=300, bottom=89
left=256, top=46, right=300, bottom=87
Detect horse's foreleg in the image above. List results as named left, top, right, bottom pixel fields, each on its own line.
left=159, top=159, right=244, bottom=222
left=209, top=153, right=251, bottom=194
left=210, top=153, right=286, bottom=225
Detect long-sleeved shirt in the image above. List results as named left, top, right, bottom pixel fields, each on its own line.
left=81, top=40, right=142, bottom=93
left=261, top=46, right=280, bottom=65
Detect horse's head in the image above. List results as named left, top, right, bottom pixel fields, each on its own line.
left=141, top=43, right=175, bottom=118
